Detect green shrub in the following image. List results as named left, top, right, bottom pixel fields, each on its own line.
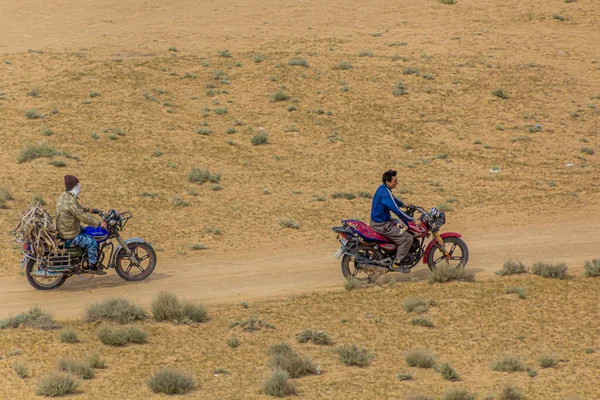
left=443, top=388, right=475, bottom=400
left=412, top=317, right=434, bottom=327
left=147, top=368, right=197, bottom=394
left=188, top=168, right=222, bottom=184
left=35, top=372, right=80, bottom=396
left=402, top=297, right=428, bottom=313
left=12, top=359, right=29, bottom=378
left=539, top=355, right=558, bottom=368
left=428, top=264, right=475, bottom=283
left=86, top=353, right=105, bottom=369
left=227, top=336, right=240, bottom=348
left=334, top=61, right=352, bottom=70
left=392, top=81, right=407, bottom=96
left=96, top=325, right=128, bottom=346
left=357, top=191, right=373, bottom=199
left=126, top=327, right=148, bottom=343
left=496, top=260, right=527, bottom=276
left=0, top=186, right=13, bottom=209
left=263, top=368, right=296, bottom=397
left=218, top=49, right=232, bottom=58
left=25, top=109, right=43, bottom=119
left=229, top=318, right=275, bottom=331
left=152, top=292, right=208, bottom=324
left=331, top=192, right=356, bottom=200
left=279, top=219, right=300, bottom=229
left=531, top=262, right=568, bottom=279
left=270, top=91, right=290, bottom=102
left=403, top=67, right=420, bottom=75
left=1, top=306, right=59, bottom=330
left=58, top=358, right=94, bottom=379
left=358, top=50, right=373, bottom=57
left=499, top=385, right=524, bottom=400
left=492, top=356, right=526, bottom=372
left=85, top=298, right=147, bottom=324
left=196, top=127, right=212, bottom=135
left=27, top=88, right=40, bottom=97
left=505, top=287, right=527, bottom=299
left=439, top=0, right=456, bottom=4
left=492, top=88, right=509, bottom=99
left=268, top=343, right=317, bottom=377
left=17, top=143, right=56, bottom=163
left=214, top=107, right=228, bottom=115
left=438, top=362, right=460, bottom=381
left=251, top=132, right=269, bottom=145
left=405, top=349, right=436, bottom=368
left=295, top=329, right=332, bottom=345
left=584, top=259, right=600, bottom=277
left=42, top=126, right=53, bottom=136
left=59, top=328, right=80, bottom=343
left=396, top=372, right=413, bottom=381
left=335, top=344, right=374, bottom=367
left=288, top=57, right=308, bottom=67
left=296, top=329, right=312, bottom=343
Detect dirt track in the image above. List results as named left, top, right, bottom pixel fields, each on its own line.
left=1, top=212, right=597, bottom=319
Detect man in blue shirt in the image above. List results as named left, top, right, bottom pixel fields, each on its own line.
left=370, top=170, right=414, bottom=267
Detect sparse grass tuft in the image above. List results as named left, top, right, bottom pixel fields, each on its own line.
left=393, top=81, right=408, bottom=96
left=405, top=349, right=436, bottom=368
left=0, top=186, right=13, bottom=209
left=439, top=0, right=456, bottom=4
left=344, top=276, right=367, bottom=291
left=295, top=329, right=333, bottom=345
left=279, top=219, right=300, bottom=229
left=152, top=292, right=208, bottom=324
left=85, top=297, right=147, bottom=324
left=428, top=264, right=474, bottom=283
left=218, top=49, right=232, bottom=58
left=96, top=324, right=148, bottom=346
left=12, top=359, right=29, bottom=378
left=438, top=362, right=460, bottom=381
left=492, top=88, right=509, bottom=99
left=58, top=358, right=94, bottom=379
left=263, top=368, right=296, bottom=397
left=492, top=356, right=526, bottom=372
left=581, top=147, right=594, bottom=155
left=268, top=342, right=317, bottom=377
left=358, top=50, right=373, bottom=57
left=539, top=355, right=558, bottom=368
left=335, top=344, right=374, bottom=367
left=188, top=168, right=222, bottom=184
left=214, top=107, right=228, bottom=115
left=443, top=389, right=475, bottom=400
left=270, top=90, right=290, bottom=102
left=251, top=132, right=269, bottom=145
left=334, top=61, right=352, bottom=70
left=412, top=317, right=434, bottom=327
left=17, top=143, right=56, bottom=163
left=497, top=260, right=527, bottom=276
left=25, top=109, right=43, bottom=119
left=27, top=88, right=40, bottom=97
left=331, top=192, right=356, bottom=200
left=499, top=385, right=524, bottom=400
left=227, top=336, right=240, bottom=348
left=1, top=305, right=59, bottom=330
left=147, top=368, right=197, bottom=394
left=289, top=57, right=309, bottom=67
left=403, top=297, right=428, bottom=313
left=584, top=259, right=600, bottom=277
left=86, top=353, right=105, bottom=369
left=229, top=317, right=275, bottom=331
left=505, top=287, right=527, bottom=299
left=35, top=372, right=80, bottom=397
left=396, top=372, right=413, bottom=381
left=48, top=160, right=66, bottom=167
left=531, top=262, right=568, bottom=279
left=59, top=327, right=80, bottom=343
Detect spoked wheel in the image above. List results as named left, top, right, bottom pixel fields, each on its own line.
left=427, top=237, right=469, bottom=271
left=114, top=242, right=157, bottom=281
left=341, top=245, right=386, bottom=283
left=25, top=259, right=68, bottom=290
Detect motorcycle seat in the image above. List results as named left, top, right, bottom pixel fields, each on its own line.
left=342, top=220, right=392, bottom=243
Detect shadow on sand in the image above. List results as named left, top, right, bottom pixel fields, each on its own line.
left=60, top=271, right=173, bottom=292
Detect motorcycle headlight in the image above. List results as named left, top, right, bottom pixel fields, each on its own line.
left=430, top=207, right=439, bottom=217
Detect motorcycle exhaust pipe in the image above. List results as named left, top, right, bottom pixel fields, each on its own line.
left=34, top=270, right=64, bottom=278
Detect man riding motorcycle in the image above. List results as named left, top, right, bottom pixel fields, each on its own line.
left=370, top=169, right=414, bottom=271
left=55, top=175, right=108, bottom=275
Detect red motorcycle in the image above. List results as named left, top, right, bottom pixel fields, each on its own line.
left=332, top=205, right=468, bottom=282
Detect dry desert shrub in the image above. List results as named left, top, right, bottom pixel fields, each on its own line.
left=492, top=356, right=526, bottom=372
left=412, top=317, right=434, bottom=327
left=505, top=287, right=527, bottom=299
left=344, top=276, right=367, bottom=291
left=531, top=262, right=568, bottom=279
left=85, top=297, right=147, bottom=324
left=0, top=306, right=60, bottom=330
left=187, top=168, right=221, bottom=184
left=58, top=327, right=79, bottom=343
left=405, top=349, right=436, bottom=368
left=428, top=264, right=475, bottom=283
left=263, top=368, right=296, bottom=397
left=438, top=362, right=460, bottom=381
left=443, top=388, right=475, bottom=400
left=583, top=259, right=600, bottom=277
left=230, top=317, right=275, bottom=331
left=35, top=372, right=80, bottom=397
left=335, top=344, right=374, bottom=367
left=147, top=368, right=197, bottom=394
left=496, top=260, right=527, bottom=276
left=499, top=385, right=524, bottom=400
left=334, top=61, right=352, bottom=70
left=279, top=219, right=300, bottom=229
left=402, top=297, right=428, bottom=313
left=0, top=186, right=13, bottom=209
left=152, top=292, right=208, bottom=324
left=58, top=357, right=94, bottom=379
left=288, top=57, right=308, bottom=67
left=251, top=132, right=269, bottom=145
left=17, top=143, right=56, bottom=163
left=97, top=325, right=147, bottom=346
left=86, top=353, right=105, bottom=369
left=539, top=355, right=558, bottom=368
left=227, top=336, right=240, bottom=348
left=295, top=329, right=333, bottom=345
left=11, top=359, right=29, bottom=378
left=268, top=342, right=317, bottom=378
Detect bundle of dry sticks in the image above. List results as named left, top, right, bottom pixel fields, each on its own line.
left=10, top=203, right=62, bottom=258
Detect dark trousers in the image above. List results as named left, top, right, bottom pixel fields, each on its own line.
left=370, top=220, right=412, bottom=261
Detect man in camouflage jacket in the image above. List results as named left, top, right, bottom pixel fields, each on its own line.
left=56, top=175, right=107, bottom=274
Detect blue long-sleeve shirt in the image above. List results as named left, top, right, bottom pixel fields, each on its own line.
left=370, top=185, right=412, bottom=225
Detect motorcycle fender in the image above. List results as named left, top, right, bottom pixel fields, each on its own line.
left=20, top=253, right=35, bottom=269
left=111, top=238, right=146, bottom=266
left=333, top=246, right=344, bottom=260
left=423, top=232, right=462, bottom=264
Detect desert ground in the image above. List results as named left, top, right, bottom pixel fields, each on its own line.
left=0, top=0, right=599, bottom=398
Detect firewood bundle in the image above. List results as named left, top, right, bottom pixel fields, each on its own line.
left=10, top=202, right=62, bottom=258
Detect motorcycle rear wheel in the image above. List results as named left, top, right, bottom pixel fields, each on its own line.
left=114, top=242, right=157, bottom=281
left=341, top=245, right=386, bottom=282
left=427, top=237, right=469, bottom=271
left=25, top=259, right=68, bottom=290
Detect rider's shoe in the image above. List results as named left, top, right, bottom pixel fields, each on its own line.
left=88, top=264, right=107, bottom=275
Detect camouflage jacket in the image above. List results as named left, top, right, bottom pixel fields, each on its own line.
left=55, top=191, right=100, bottom=239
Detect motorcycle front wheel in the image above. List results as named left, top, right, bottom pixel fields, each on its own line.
left=114, top=242, right=157, bottom=281
left=427, top=237, right=469, bottom=271
left=25, top=258, right=68, bottom=290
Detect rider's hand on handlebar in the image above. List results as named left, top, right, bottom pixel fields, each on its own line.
left=100, top=220, right=108, bottom=229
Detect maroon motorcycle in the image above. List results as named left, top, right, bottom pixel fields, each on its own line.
left=332, top=205, right=468, bottom=282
